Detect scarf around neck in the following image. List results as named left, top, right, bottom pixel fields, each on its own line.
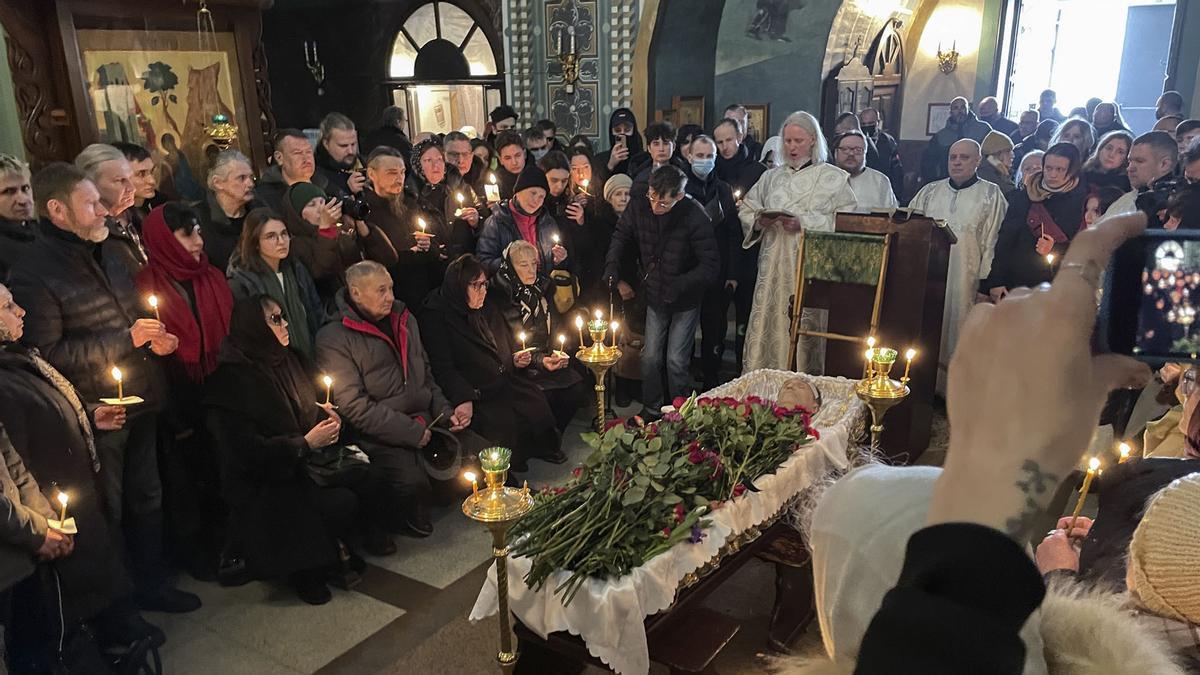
left=135, top=206, right=233, bottom=382
left=1025, top=171, right=1079, bottom=203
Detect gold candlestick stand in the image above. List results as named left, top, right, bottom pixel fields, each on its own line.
left=463, top=448, right=534, bottom=674
left=576, top=322, right=621, bottom=432
left=854, top=349, right=911, bottom=450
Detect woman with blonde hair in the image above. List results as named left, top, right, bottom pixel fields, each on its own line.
left=1050, top=118, right=1097, bottom=163
left=737, top=111, right=856, bottom=373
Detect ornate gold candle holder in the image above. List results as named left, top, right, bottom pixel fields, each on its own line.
left=462, top=447, right=534, bottom=673
left=577, top=322, right=621, bottom=431
left=855, top=347, right=911, bottom=450
left=206, top=113, right=239, bottom=151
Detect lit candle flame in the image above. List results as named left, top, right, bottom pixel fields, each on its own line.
left=594, top=309, right=603, bottom=321
left=905, top=348, right=916, bottom=361
left=456, top=192, right=465, bottom=204
left=463, top=471, right=476, bottom=483
left=489, top=173, right=497, bottom=185
left=1087, top=456, right=1101, bottom=472
left=148, top=295, right=158, bottom=309
left=418, top=217, right=427, bottom=232
left=322, top=375, right=333, bottom=388
left=111, top=367, right=122, bottom=383
left=56, top=490, right=68, bottom=521
left=558, top=334, right=566, bottom=348
left=867, top=336, right=876, bottom=349
left=734, top=189, right=742, bottom=200
left=57, top=492, right=68, bottom=508
left=552, top=234, right=560, bottom=244
left=575, top=315, right=584, bottom=329
left=581, top=178, right=589, bottom=189
left=1046, top=253, right=1056, bottom=266
left=1118, top=442, right=1131, bottom=462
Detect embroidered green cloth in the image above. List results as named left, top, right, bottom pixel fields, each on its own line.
left=802, top=232, right=887, bottom=285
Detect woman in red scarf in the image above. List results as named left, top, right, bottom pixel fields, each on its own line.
left=135, top=203, right=234, bottom=578
left=136, top=203, right=233, bottom=383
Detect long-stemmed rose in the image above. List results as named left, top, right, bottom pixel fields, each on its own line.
left=509, top=394, right=818, bottom=605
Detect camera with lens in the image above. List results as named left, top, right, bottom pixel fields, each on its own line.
left=338, top=193, right=371, bottom=220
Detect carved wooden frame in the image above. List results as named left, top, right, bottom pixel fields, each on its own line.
left=0, top=0, right=273, bottom=169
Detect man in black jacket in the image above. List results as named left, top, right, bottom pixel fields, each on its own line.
left=493, top=130, right=527, bottom=201
left=605, top=166, right=719, bottom=418
left=8, top=163, right=200, bottom=613
left=630, top=121, right=689, bottom=198
left=76, top=143, right=147, bottom=274
left=713, top=119, right=767, bottom=371
left=684, top=135, right=741, bottom=389
left=314, top=112, right=365, bottom=198
left=361, top=105, right=414, bottom=159
left=859, top=107, right=906, bottom=200
left=257, top=128, right=335, bottom=213
left=0, top=154, right=35, bottom=281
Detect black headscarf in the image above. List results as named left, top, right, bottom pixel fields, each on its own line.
left=220, top=295, right=320, bottom=432
left=439, top=254, right=497, bottom=351
left=494, top=245, right=551, bottom=341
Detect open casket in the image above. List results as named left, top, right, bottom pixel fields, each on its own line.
left=470, top=369, right=867, bottom=674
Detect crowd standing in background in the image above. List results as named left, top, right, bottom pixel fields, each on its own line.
left=1, top=80, right=1200, bottom=672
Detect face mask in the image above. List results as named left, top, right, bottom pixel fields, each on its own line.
left=861, top=124, right=877, bottom=137
left=532, top=148, right=549, bottom=161
left=691, top=157, right=715, bottom=178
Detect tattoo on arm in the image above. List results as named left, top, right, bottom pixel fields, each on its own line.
left=1005, top=460, right=1059, bottom=540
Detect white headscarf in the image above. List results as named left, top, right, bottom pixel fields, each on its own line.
left=760, top=135, right=783, bottom=168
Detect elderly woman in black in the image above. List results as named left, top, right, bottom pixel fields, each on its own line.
left=489, top=241, right=586, bottom=430
left=0, top=282, right=165, bottom=657
left=985, top=142, right=1089, bottom=301
left=204, top=295, right=385, bottom=605
left=420, top=255, right=565, bottom=472
left=409, top=139, right=477, bottom=260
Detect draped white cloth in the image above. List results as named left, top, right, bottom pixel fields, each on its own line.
left=909, top=177, right=1007, bottom=392
left=848, top=167, right=898, bottom=211
left=469, top=370, right=865, bottom=675
left=1104, top=189, right=1139, bottom=219
left=737, top=163, right=857, bottom=374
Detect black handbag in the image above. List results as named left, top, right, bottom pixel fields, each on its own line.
left=305, top=444, right=370, bottom=487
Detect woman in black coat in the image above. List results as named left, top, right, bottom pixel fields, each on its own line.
left=421, top=255, right=565, bottom=472
left=0, top=283, right=161, bottom=652
left=489, top=242, right=587, bottom=430
left=204, top=295, right=382, bottom=604
left=985, top=142, right=1090, bottom=299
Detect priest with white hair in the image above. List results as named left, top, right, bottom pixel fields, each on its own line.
left=738, top=111, right=857, bottom=374
left=909, top=138, right=1007, bottom=392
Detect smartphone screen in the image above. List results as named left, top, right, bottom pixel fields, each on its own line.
left=1100, top=230, right=1200, bottom=364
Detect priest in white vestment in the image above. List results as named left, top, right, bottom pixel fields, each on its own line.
left=738, top=111, right=857, bottom=374
left=909, top=138, right=1007, bottom=392
left=832, top=130, right=898, bottom=211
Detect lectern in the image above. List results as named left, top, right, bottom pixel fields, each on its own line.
left=802, top=211, right=953, bottom=461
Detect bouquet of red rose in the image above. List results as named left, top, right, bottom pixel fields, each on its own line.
left=509, top=393, right=819, bottom=605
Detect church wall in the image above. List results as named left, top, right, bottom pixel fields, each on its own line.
left=896, top=0, right=985, bottom=142
left=502, top=0, right=641, bottom=144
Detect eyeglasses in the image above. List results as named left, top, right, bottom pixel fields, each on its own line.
left=837, top=146, right=866, bottom=155
left=468, top=280, right=489, bottom=292
left=261, top=230, right=291, bottom=243
left=647, top=194, right=679, bottom=209
left=445, top=151, right=470, bottom=161
left=267, top=311, right=287, bottom=327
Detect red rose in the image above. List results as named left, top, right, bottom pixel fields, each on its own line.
left=674, top=504, right=685, bottom=523
left=662, top=527, right=672, bottom=537
left=733, top=484, right=747, bottom=498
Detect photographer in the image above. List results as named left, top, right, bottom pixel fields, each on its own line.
left=314, top=113, right=366, bottom=197
left=281, top=181, right=398, bottom=307
left=1105, top=131, right=1179, bottom=220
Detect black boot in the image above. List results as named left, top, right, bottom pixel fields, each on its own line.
left=126, top=511, right=202, bottom=613
left=290, top=569, right=332, bottom=605
left=93, top=599, right=167, bottom=649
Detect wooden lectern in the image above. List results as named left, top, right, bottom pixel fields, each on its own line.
left=801, top=211, right=953, bottom=461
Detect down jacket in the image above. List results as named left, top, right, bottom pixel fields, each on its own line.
left=603, top=193, right=719, bottom=313
left=8, top=219, right=164, bottom=409
left=315, top=289, right=452, bottom=450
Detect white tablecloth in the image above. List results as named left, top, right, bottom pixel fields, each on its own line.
left=470, top=370, right=865, bottom=675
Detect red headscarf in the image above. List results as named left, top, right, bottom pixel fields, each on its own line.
left=135, top=205, right=234, bottom=382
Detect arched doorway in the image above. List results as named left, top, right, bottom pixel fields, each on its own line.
left=386, top=1, right=504, bottom=137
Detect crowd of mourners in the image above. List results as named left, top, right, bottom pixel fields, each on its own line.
left=0, top=86, right=1199, bottom=672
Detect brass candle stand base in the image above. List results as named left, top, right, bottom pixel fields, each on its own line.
left=576, top=329, right=621, bottom=432
left=854, top=362, right=911, bottom=451
left=463, top=452, right=535, bottom=674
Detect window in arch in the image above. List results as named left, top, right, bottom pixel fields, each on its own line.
left=390, top=2, right=498, bottom=79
